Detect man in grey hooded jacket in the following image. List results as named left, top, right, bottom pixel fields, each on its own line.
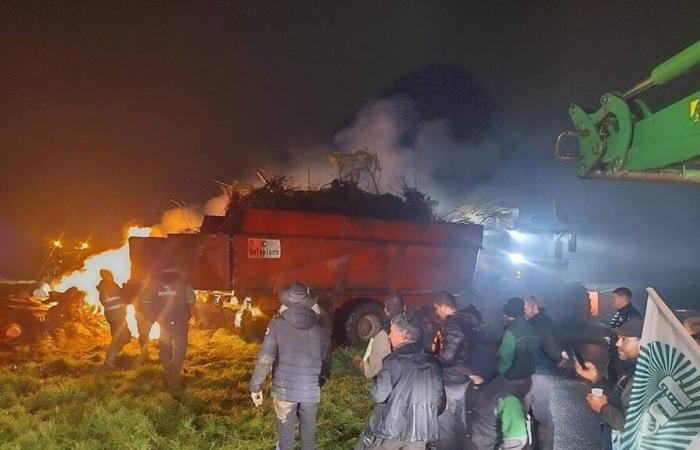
left=249, top=282, right=331, bottom=450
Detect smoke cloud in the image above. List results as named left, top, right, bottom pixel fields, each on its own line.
left=150, top=193, right=229, bottom=237
left=151, top=64, right=512, bottom=232
left=331, top=96, right=512, bottom=209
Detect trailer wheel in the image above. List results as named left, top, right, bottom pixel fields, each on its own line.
left=345, top=301, right=384, bottom=346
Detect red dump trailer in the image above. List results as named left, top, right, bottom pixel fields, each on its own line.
left=129, top=209, right=482, bottom=344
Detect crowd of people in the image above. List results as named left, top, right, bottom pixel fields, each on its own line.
left=245, top=282, right=552, bottom=450
left=94, top=271, right=698, bottom=450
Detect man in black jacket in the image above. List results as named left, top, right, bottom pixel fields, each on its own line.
left=249, top=282, right=331, bottom=450
left=138, top=265, right=196, bottom=389
left=356, top=313, right=446, bottom=450
left=432, top=291, right=482, bottom=382
left=524, top=295, right=563, bottom=450
left=431, top=291, right=482, bottom=449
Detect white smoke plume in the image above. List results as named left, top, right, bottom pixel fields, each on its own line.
left=331, top=96, right=510, bottom=212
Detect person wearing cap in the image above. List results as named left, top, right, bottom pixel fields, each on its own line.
left=576, top=318, right=643, bottom=444
left=607, top=287, right=641, bottom=380
left=497, top=297, right=540, bottom=409
left=468, top=346, right=528, bottom=450
left=354, top=294, right=406, bottom=380
left=431, top=291, right=483, bottom=450
left=249, top=281, right=331, bottom=450
left=97, top=269, right=131, bottom=368
left=355, top=313, right=445, bottom=450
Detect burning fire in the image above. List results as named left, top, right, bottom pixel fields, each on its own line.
left=53, top=226, right=160, bottom=339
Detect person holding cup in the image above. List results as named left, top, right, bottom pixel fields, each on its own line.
left=575, top=318, right=643, bottom=447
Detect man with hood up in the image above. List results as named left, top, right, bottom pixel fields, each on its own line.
left=249, top=281, right=331, bottom=450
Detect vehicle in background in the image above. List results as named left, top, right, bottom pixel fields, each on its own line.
left=472, top=206, right=589, bottom=334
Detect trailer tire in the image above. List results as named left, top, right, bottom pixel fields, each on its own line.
left=344, top=301, right=384, bottom=347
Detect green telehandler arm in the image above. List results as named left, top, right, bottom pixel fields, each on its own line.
left=556, top=40, right=700, bottom=183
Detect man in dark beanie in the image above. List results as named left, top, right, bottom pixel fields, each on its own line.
left=498, top=297, right=539, bottom=410
left=355, top=294, right=406, bottom=380
left=249, top=281, right=331, bottom=450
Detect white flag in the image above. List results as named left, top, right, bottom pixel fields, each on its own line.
left=621, top=288, right=700, bottom=449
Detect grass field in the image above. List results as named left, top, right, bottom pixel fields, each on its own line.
left=0, top=329, right=373, bottom=449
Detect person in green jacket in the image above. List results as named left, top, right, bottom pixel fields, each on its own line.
left=497, top=297, right=540, bottom=410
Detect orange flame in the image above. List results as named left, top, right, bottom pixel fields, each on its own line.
left=54, top=226, right=160, bottom=339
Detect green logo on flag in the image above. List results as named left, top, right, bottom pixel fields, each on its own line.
left=622, top=341, right=700, bottom=449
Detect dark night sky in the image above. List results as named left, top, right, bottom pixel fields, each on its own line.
left=2, top=1, right=700, bottom=280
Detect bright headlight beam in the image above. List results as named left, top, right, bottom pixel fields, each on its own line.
left=508, top=252, right=528, bottom=265
left=507, top=229, right=527, bottom=242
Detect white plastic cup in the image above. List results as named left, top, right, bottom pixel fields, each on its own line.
left=591, top=388, right=604, bottom=397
